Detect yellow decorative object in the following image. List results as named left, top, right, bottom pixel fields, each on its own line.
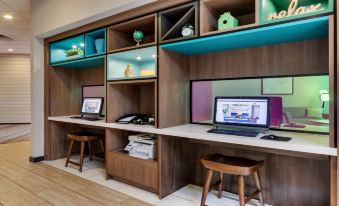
left=141, top=69, right=155, bottom=77
left=124, top=64, right=135, bottom=78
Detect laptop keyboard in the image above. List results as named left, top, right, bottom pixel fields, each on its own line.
left=207, top=128, right=259, bottom=137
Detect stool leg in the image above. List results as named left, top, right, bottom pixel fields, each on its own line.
left=201, top=169, right=213, bottom=206
left=88, top=141, right=92, bottom=161
left=237, top=175, right=245, bottom=206
left=65, top=140, right=74, bottom=167
left=218, top=172, right=223, bottom=198
left=99, top=139, right=105, bottom=153
left=253, top=172, right=264, bottom=206
left=79, top=141, right=85, bottom=172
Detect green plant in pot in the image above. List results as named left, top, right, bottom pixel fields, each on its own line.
left=65, top=47, right=84, bottom=58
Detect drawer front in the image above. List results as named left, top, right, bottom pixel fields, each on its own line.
left=107, top=151, right=158, bottom=191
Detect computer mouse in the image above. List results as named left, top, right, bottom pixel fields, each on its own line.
left=266, top=135, right=278, bottom=140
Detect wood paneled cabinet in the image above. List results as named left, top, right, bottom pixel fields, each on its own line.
left=106, top=151, right=158, bottom=193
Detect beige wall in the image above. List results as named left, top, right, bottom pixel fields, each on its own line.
left=0, top=54, right=30, bottom=123
left=31, top=0, right=156, bottom=157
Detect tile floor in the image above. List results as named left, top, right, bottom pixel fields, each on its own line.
left=43, top=157, right=269, bottom=206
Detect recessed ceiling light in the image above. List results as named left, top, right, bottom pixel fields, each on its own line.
left=136, top=56, right=142, bottom=60
left=80, top=43, right=85, bottom=47
left=152, top=54, right=157, bottom=58
left=7, top=48, right=13, bottom=52
left=72, top=45, right=77, bottom=49
left=3, top=14, right=13, bottom=20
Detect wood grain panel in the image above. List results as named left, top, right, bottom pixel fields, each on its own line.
left=190, top=39, right=328, bottom=80
left=158, top=135, right=193, bottom=198
left=0, top=54, right=30, bottom=123
left=158, top=48, right=190, bottom=128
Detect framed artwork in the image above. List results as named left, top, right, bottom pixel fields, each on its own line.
left=261, top=77, right=293, bottom=95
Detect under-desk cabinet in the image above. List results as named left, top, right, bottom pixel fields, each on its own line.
left=106, top=150, right=158, bottom=193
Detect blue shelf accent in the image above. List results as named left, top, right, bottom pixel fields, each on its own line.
left=107, top=46, right=157, bottom=81
left=51, top=55, right=105, bottom=69
left=161, top=16, right=329, bottom=55
left=85, top=28, right=107, bottom=57
left=50, top=35, right=85, bottom=64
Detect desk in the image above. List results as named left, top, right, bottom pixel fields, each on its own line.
left=48, top=116, right=336, bottom=156
left=47, top=115, right=334, bottom=204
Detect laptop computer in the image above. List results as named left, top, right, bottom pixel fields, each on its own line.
left=70, top=97, right=104, bottom=121
left=207, top=97, right=270, bottom=137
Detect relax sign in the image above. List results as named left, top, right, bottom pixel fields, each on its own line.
left=268, top=0, right=323, bottom=20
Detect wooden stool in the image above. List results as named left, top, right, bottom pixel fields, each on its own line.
left=65, top=132, right=104, bottom=172
left=200, top=153, right=264, bottom=206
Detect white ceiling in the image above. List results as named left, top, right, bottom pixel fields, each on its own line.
left=0, top=0, right=30, bottom=54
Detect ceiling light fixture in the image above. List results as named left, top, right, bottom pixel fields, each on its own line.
left=7, top=48, right=13, bottom=52
left=3, top=14, right=13, bottom=20
left=136, top=56, right=142, bottom=60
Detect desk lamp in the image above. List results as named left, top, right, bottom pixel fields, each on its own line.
left=320, top=90, right=329, bottom=109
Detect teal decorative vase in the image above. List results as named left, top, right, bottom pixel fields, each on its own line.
left=95, top=38, right=105, bottom=53
left=133, top=30, right=144, bottom=46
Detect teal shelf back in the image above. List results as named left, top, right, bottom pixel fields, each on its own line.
left=107, top=46, right=157, bottom=81
left=85, top=28, right=107, bottom=57
left=50, top=55, right=105, bottom=69
left=161, top=16, right=329, bottom=55
left=50, top=35, right=85, bottom=64
left=260, top=0, right=333, bottom=25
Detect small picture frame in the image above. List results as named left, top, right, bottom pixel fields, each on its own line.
left=261, top=77, right=294, bottom=95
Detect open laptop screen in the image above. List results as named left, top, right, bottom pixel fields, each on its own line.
left=81, top=97, right=104, bottom=115
left=214, top=97, right=270, bottom=128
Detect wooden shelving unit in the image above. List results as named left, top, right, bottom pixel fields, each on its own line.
left=200, top=0, right=258, bottom=36
left=159, top=2, right=198, bottom=43
left=106, top=79, right=157, bottom=126
left=107, top=14, right=157, bottom=53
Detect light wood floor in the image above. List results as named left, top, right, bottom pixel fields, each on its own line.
left=0, top=141, right=152, bottom=206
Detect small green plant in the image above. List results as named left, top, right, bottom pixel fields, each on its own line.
left=65, top=48, right=83, bottom=57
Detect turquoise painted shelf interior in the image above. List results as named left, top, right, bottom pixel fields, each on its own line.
left=161, top=16, right=329, bottom=55
left=51, top=55, right=105, bottom=69
left=85, top=28, right=106, bottom=57
left=50, top=35, right=85, bottom=64
left=107, top=46, right=157, bottom=81
left=260, top=0, right=333, bottom=24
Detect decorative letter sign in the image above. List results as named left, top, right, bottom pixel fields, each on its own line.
left=268, top=0, right=322, bottom=21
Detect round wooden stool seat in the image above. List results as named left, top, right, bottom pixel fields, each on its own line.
left=65, top=132, right=105, bottom=172
left=67, top=133, right=100, bottom=142
left=201, top=153, right=264, bottom=176
left=200, top=153, right=265, bottom=206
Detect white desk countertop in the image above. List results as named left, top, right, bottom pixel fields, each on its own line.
left=48, top=116, right=337, bottom=156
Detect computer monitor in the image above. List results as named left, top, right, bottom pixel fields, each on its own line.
left=213, top=97, right=270, bottom=128
left=81, top=97, right=104, bottom=115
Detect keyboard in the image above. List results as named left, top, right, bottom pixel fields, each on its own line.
left=70, top=116, right=102, bottom=121
left=207, top=128, right=259, bottom=137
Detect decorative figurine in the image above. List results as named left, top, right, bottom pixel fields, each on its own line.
left=133, top=30, right=144, bottom=46
left=218, top=12, right=238, bottom=31
left=124, top=64, right=135, bottom=78
left=181, top=24, right=194, bottom=37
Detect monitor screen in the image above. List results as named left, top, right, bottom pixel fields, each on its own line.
left=214, top=97, right=270, bottom=128
left=81, top=97, right=104, bottom=115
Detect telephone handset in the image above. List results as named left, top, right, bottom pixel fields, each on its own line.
left=115, top=113, right=148, bottom=124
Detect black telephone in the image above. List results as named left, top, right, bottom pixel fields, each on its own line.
left=115, top=113, right=154, bottom=125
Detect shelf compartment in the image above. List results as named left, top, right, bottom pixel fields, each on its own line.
left=50, top=35, right=85, bottom=64
left=107, top=14, right=157, bottom=53
left=161, top=16, right=329, bottom=55
left=107, top=79, right=157, bottom=125
left=200, top=0, right=258, bottom=36
left=50, top=55, right=105, bottom=69
left=159, top=2, right=198, bottom=43
left=260, top=0, right=333, bottom=25
left=85, top=28, right=106, bottom=57
left=107, top=46, right=157, bottom=81
left=106, top=149, right=158, bottom=193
